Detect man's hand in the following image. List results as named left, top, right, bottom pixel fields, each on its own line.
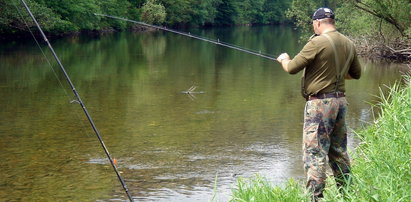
left=277, top=53, right=290, bottom=64
left=277, top=53, right=291, bottom=73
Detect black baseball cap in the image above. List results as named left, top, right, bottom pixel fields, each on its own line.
left=312, top=7, right=335, bottom=20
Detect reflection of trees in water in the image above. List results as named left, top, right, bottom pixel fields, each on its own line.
left=141, top=33, right=167, bottom=62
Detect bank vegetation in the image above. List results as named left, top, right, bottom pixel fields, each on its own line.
left=0, top=0, right=290, bottom=35
left=230, top=75, right=411, bottom=201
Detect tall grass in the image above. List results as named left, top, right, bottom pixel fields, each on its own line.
left=231, top=176, right=309, bottom=202
left=230, top=75, right=411, bottom=202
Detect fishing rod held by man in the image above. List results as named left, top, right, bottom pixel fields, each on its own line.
left=94, top=13, right=277, bottom=61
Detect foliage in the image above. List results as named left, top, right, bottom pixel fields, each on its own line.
left=345, top=0, right=411, bottom=38
left=141, top=0, right=166, bottom=24
left=189, top=0, right=220, bottom=26
left=0, top=0, right=70, bottom=34
left=214, top=0, right=236, bottom=26
left=156, top=0, right=192, bottom=25
left=40, top=0, right=101, bottom=31
left=235, top=0, right=265, bottom=25
left=335, top=0, right=411, bottom=40
left=0, top=0, right=293, bottom=35
left=286, top=0, right=337, bottom=39
left=215, top=0, right=291, bottom=26
left=97, top=0, right=131, bottom=30
left=262, top=0, right=291, bottom=24
left=341, top=77, right=411, bottom=201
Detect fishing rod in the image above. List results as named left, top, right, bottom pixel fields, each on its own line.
left=94, top=13, right=277, bottom=61
left=18, top=1, right=134, bottom=201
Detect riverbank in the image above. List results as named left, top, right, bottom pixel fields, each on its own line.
left=353, top=36, right=411, bottom=64
left=0, top=24, right=159, bottom=41
left=5, top=26, right=409, bottom=65
left=230, top=75, right=411, bottom=201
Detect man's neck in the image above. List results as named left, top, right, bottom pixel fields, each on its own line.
left=320, top=27, right=336, bottom=35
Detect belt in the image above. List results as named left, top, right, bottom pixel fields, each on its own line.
left=307, top=92, right=345, bottom=101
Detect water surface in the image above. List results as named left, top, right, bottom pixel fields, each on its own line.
left=0, top=26, right=407, bottom=201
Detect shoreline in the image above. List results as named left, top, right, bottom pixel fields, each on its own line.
left=353, top=36, right=411, bottom=65
left=0, top=25, right=157, bottom=41
left=2, top=25, right=410, bottom=65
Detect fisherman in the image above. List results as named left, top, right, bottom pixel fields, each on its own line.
left=276, top=7, right=361, bottom=200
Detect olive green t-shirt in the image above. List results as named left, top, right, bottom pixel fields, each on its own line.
left=287, top=30, right=361, bottom=97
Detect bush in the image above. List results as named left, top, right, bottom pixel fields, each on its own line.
left=141, top=0, right=166, bottom=24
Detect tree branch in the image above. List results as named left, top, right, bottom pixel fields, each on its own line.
left=352, top=0, right=405, bottom=36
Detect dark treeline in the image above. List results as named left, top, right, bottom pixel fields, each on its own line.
left=0, top=0, right=291, bottom=35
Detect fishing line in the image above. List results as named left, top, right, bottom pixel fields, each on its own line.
left=94, top=13, right=278, bottom=61
left=18, top=0, right=134, bottom=201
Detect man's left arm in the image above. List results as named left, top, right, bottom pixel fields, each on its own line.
left=347, top=50, right=361, bottom=80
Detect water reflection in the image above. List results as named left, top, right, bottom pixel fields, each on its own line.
left=0, top=26, right=408, bottom=201
left=141, top=33, right=167, bottom=62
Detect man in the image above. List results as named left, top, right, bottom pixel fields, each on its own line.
left=276, top=7, right=362, bottom=200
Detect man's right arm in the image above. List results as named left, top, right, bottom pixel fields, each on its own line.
left=277, top=53, right=292, bottom=73
left=286, top=40, right=318, bottom=74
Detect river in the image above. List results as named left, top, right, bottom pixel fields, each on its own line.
left=0, top=26, right=407, bottom=201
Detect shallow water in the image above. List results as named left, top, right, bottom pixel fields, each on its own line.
left=0, top=26, right=407, bottom=201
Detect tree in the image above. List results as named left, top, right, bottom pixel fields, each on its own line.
left=0, top=0, right=72, bottom=34
left=234, top=0, right=265, bottom=24
left=128, top=0, right=145, bottom=7
left=157, top=0, right=192, bottom=26
left=40, top=0, right=101, bottom=31
left=215, top=0, right=237, bottom=26
left=189, top=0, right=220, bottom=26
left=262, top=0, right=291, bottom=24
left=346, top=0, right=410, bottom=38
left=286, top=0, right=341, bottom=40
left=141, top=0, right=166, bottom=24
left=98, top=0, right=131, bottom=30
left=1, top=0, right=297, bottom=35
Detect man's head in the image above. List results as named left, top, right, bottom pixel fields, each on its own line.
left=312, top=8, right=335, bottom=35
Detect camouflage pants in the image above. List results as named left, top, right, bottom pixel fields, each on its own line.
left=303, top=97, right=351, bottom=198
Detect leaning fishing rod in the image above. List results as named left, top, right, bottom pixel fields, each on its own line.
left=94, top=13, right=277, bottom=61
left=19, top=1, right=134, bottom=201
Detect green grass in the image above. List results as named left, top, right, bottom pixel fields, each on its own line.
left=230, top=176, right=309, bottom=202
left=230, top=75, right=411, bottom=202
